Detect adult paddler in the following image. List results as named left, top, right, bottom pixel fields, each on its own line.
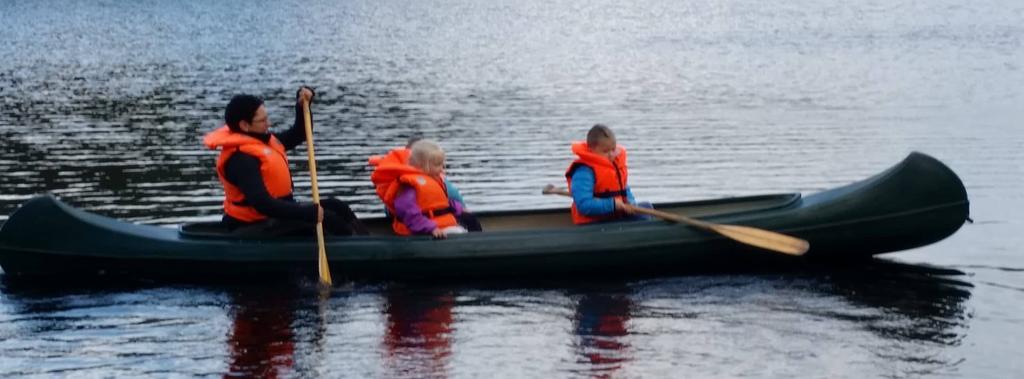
left=204, top=86, right=367, bottom=236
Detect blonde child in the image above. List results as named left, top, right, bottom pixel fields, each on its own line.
left=370, top=140, right=481, bottom=238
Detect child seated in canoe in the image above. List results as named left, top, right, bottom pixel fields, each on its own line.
left=370, top=139, right=481, bottom=238
left=368, top=136, right=464, bottom=207
left=566, top=124, right=648, bottom=224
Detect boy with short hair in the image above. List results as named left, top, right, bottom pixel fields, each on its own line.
left=565, top=124, right=640, bottom=224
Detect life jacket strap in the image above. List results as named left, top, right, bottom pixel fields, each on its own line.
left=231, top=194, right=296, bottom=207
left=594, top=190, right=628, bottom=198
left=423, top=206, right=455, bottom=218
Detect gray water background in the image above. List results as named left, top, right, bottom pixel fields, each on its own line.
left=0, top=0, right=1022, bottom=377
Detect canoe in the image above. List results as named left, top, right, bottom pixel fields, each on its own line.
left=0, top=152, right=969, bottom=280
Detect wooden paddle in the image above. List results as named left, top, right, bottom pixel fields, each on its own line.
left=302, top=98, right=333, bottom=287
left=542, top=184, right=809, bottom=256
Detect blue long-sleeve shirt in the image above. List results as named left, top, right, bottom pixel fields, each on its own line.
left=569, top=166, right=636, bottom=216
left=444, top=177, right=464, bottom=205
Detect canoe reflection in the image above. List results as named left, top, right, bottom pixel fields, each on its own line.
left=225, top=286, right=297, bottom=379
left=815, top=259, right=972, bottom=344
left=630, top=258, right=972, bottom=345
left=572, top=285, right=634, bottom=376
left=0, top=258, right=972, bottom=378
left=383, top=286, right=455, bottom=379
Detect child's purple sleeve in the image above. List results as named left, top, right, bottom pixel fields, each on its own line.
left=451, top=199, right=466, bottom=216
left=394, top=186, right=438, bottom=235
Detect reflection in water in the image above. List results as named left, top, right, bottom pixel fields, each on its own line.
left=572, top=285, right=633, bottom=378
left=0, top=259, right=974, bottom=377
left=224, top=286, right=297, bottom=379
left=820, top=260, right=972, bottom=345
left=0, top=280, right=233, bottom=377
left=629, top=259, right=972, bottom=377
left=382, top=286, right=455, bottom=379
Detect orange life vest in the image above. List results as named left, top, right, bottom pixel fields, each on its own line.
left=368, top=147, right=411, bottom=167
left=368, top=148, right=412, bottom=204
left=565, top=141, right=629, bottom=224
left=204, top=125, right=293, bottom=222
left=370, top=163, right=458, bottom=235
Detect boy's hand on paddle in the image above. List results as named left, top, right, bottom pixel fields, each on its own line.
left=615, top=198, right=636, bottom=215
left=541, top=184, right=571, bottom=196
left=432, top=228, right=447, bottom=239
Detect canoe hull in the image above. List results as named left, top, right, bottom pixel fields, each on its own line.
left=0, top=152, right=969, bottom=280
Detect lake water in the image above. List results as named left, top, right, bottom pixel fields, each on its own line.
left=0, top=0, right=1022, bottom=377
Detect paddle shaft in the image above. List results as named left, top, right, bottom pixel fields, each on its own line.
left=541, top=185, right=808, bottom=255
left=302, top=99, right=333, bottom=286
left=541, top=185, right=714, bottom=228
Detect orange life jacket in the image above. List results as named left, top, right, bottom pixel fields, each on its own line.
left=204, top=125, right=293, bottom=222
left=565, top=141, right=629, bottom=224
left=368, top=147, right=411, bottom=167
left=370, top=163, right=458, bottom=235
left=368, top=148, right=412, bottom=204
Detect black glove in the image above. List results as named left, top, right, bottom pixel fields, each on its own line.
left=296, top=86, right=316, bottom=101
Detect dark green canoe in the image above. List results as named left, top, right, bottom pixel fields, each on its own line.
left=0, top=152, right=969, bottom=280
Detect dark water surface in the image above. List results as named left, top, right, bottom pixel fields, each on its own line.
left=1, top=0, right=1021, bottom=377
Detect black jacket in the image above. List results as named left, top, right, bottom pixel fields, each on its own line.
left=221, top=100, right=316, bottom=225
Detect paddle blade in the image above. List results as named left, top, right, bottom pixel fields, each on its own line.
left=318, top=247, right=332, bottom=286
left=708, top=224, right=809, bottom=256
left=316, top=223, right=333, bottom=286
